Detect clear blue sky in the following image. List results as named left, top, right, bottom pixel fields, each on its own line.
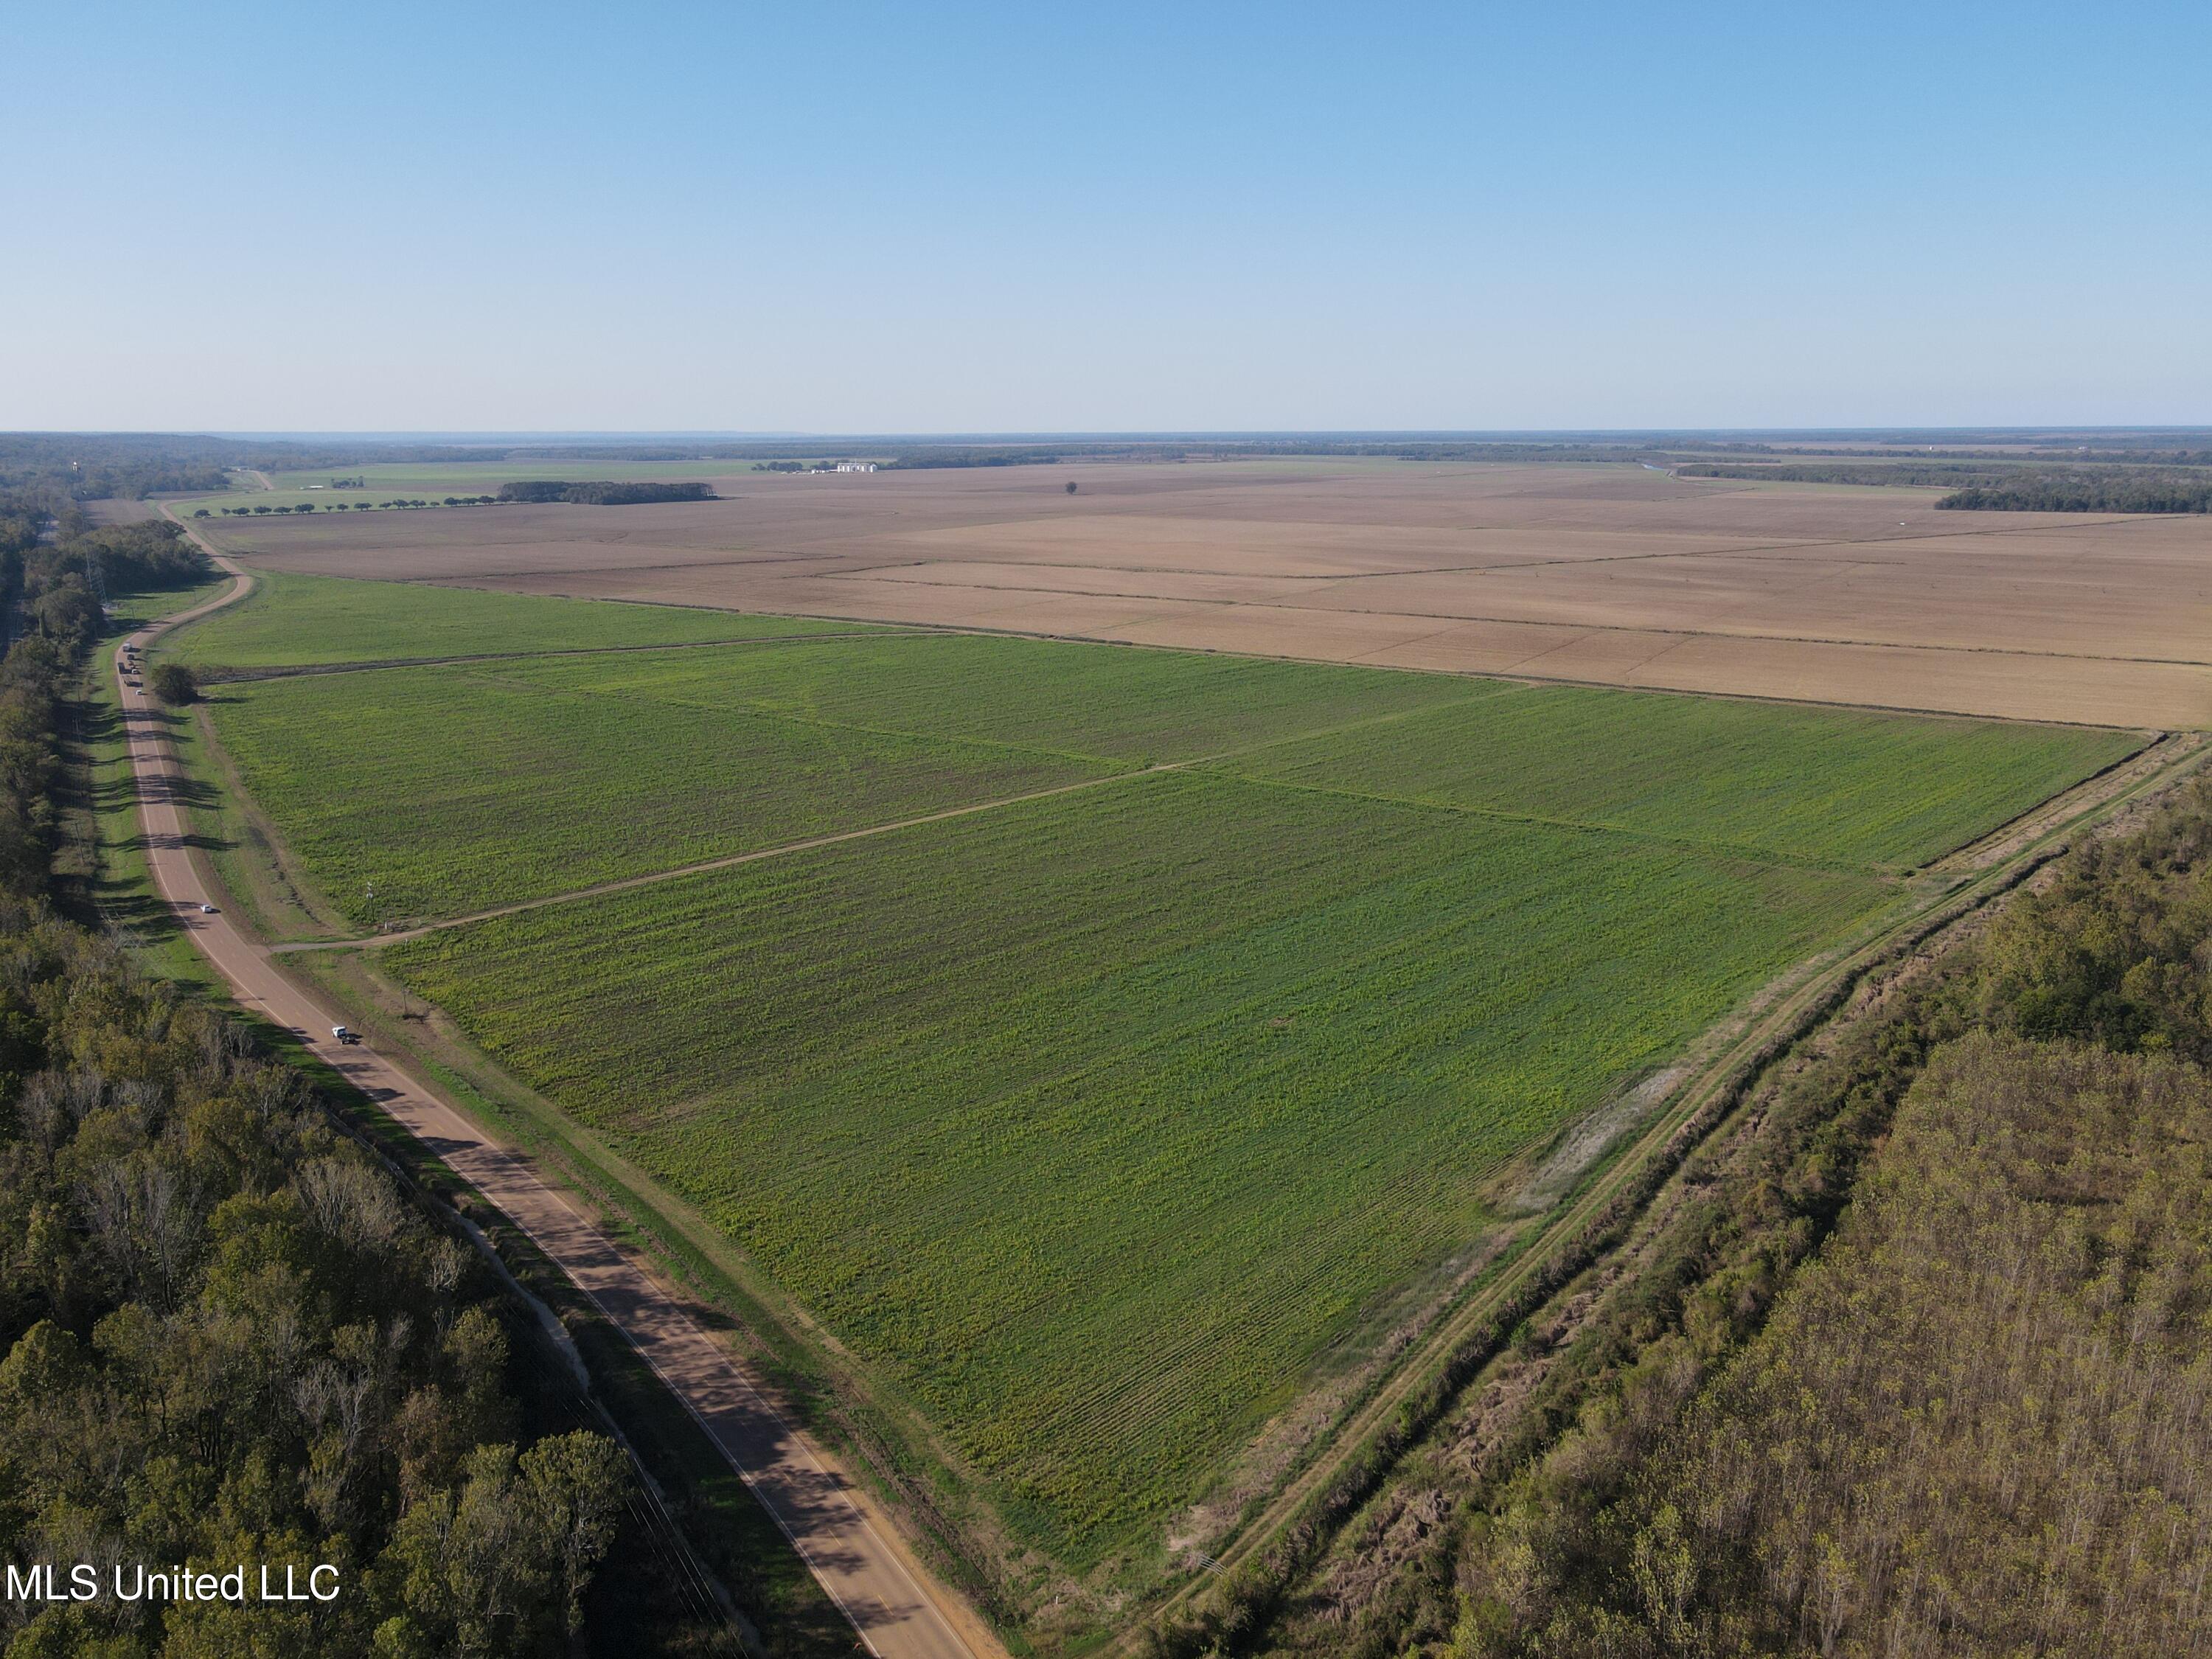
left=5, top=1, right=2207, bottom=432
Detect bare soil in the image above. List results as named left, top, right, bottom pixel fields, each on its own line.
left=194, top=460, right=2212, bottom=726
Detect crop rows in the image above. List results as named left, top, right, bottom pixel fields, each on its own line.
left=1217, top=684, right=2144, bottom=871
left=207, top=633, right=1492, bottom=924
left=381, top=771, right=1888, bottom=1560
left=172, top=569, right=841, bottom=669
left=206, top=622, right=2135, bottom=939
left=209, top=665, right=1115, bottom=925
left=196, top=577, right=2145, bottom=1564
left=488, top=631, right=1481, bottom=765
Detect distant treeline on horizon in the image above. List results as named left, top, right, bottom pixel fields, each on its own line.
left=1678, top=459, right=2212, bottom=513
left=5, top=431, right=2212, bottom=515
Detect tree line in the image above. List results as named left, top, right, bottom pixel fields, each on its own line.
left=0, top=494, right=684, bottom=1656
left=1674, top=462, right=2018, bottom=487
left=495, top=481, right=716, bottom=506
left=1672, top=459, right=2212, bottom=512
left=199, top=498, right=500, bottom=517
left=1939, top=471, right=2212, bottom=512
left=1259, top=776, right=2212, bottom=1659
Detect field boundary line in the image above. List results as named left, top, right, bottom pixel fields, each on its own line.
left=196, top=628, right=933, bottom=683
left=936, top=621, right=2168, bottom=732
left=260, top=571, right=2168, bottom=732
left=437, top=597, right=2155, bottom=734
left=807, top=569, right=2212, bottom=671
left=1196, top=762, right=1890, bottom=876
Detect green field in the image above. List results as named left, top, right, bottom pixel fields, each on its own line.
left=1216, top=686, right=2139, bottom=871
left=198, top=634, right=1477, bottom=924
left=173, top=457, right=866, bottom=515
left=200, top=627, right=2138, bottom=930
left=211, top=666, right=1116, bottom=925
left=378, top=773, right=1888, bottom=1558
left=172, top=574, right=2148, bottom=1574
left=168, top=569, right=848, bottom=669
left=484, top=632, right=1474, bottom=765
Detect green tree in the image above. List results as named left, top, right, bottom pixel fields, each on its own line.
left=150, top=661, right=199, bottom=705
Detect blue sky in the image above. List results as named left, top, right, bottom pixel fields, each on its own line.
left=4, top=1, right=2207, bottom=431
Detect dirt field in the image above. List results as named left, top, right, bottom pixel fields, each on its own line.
left=192, top=461, right=2212, bottom=727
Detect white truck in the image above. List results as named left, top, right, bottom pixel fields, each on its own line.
left=331, top=1026, right=362, bottom=1046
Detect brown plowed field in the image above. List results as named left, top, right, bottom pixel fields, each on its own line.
left=194, top=462, right=2212, bottom=726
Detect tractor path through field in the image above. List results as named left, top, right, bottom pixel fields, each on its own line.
left=131, top=524, right=996, bottom=1659
left=268, top=762, right=1167, bottom=952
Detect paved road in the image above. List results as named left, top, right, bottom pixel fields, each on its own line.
left=117, top=557, right=989, bottom=1659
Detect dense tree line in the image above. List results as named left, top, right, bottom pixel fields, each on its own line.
left=1939, top=471, right=2212, bottom=512
left=879, top=451, right=1065, bottom=470
left=0, top=438, right=276, bottom=503
left=1674, top=462, right=2020, bottom=487
left=1672, top=461, right=2212, bottom=510
left=1612, top=1035, right=2210, bottom=1654
left=0, top=515, right=210, bottom=663
left=495, top=481, right=716, bottom=505
left=0, top=932, right=628, bottom=1656
left=1321, top=779, right=2212, bottom=1659
left=0, top=507, right=652, bottom=1655
left=204, top=499, right=498, bottom=517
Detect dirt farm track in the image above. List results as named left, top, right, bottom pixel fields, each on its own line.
left=122, top=547, right=995, bottom=1659
left=197, top=461, right=2212, bottom=728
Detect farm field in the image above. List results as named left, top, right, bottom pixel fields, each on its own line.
left=1214, top=686, right=2140, bottom=872
left=190, top=458, right=2212, bottom=726
left=198, top=627, right=2136, bottom=931
left=372, top=770, right=1893, bottom=1563
left=175, top=456, right=810, bottom=515
left=208, top=667, right=1114, bottom=925
left=172, top=572, right=2153, bottom=1581
left=170, top=568, right=854, bottom=669
left=478, top=630, right=1475, bottom=765
left=198, top=632, right=1484, bottom=925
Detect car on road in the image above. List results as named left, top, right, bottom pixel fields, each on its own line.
left=198, top=903, right=218, bottom=914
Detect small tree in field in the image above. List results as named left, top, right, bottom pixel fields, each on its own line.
left=1065, top=480, right=1078, bottom=494
left=149, top=662, right=198, bottom=705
